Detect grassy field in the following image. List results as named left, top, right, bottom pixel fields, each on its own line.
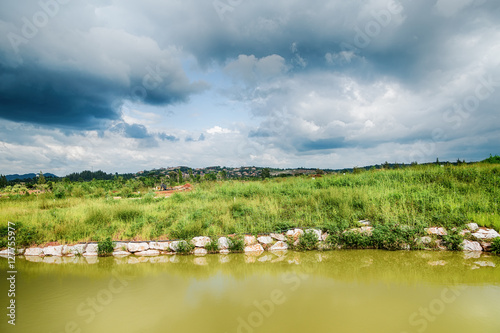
left=1, top=163, right=499, bottom=247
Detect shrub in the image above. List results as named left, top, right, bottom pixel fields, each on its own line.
left=490, top=238, right=500, bottom=255
left=17, top=224, right=40, bottom=247
left=371, top=224, right=421, bottom=250
left=340, top=230, right=372, bottom=249
left=204, top=238, right=219, bottom=253
left=228, top=235, right=245, bottom=252
left=175, top=240, right=194, bottom=254
left=442, top=230, right=463, bottom=251
left=296, top=231, right=318, bottom=251
left=98, top=237, right=114, bottom=256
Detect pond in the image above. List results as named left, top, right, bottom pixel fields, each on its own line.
left=1, top=250, right=499, bottom=333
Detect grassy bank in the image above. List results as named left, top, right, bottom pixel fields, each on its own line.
left=1, top=163, right=499, bottom=247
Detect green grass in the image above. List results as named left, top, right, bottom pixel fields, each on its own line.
left=0, top=163, right=499, bottom=246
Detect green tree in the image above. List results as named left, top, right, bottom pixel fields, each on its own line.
left=261, top=168, right=271, bottom=179
left=0, top=175, right=7, bottom=188
left=219, top=170, right=227, bottom=180
left=169, top=171, right=178, bottom=186
left=178, top=170, right=183, bottom=184
left=38, top=171, right=46, bottom=185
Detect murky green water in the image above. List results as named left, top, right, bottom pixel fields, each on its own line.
left=1, top=250, right=499, bottom=333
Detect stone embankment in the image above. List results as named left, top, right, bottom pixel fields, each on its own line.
left=1, top=221, right=499, bottom=261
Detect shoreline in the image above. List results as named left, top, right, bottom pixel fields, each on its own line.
left=1, top=221, right=499, bottom=262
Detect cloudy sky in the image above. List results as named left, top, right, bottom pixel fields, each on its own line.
left=0, top=0, right=499, bottom=175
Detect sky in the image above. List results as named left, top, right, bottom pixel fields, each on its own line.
left=0, top=0, right=499, bottom=176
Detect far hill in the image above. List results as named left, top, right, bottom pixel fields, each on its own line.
left=5, top=173, right=58, bottom=181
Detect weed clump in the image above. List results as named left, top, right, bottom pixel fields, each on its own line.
left=228, top=235, right=245, bottom=252
left=98, top=237, right=114, bottom=256
left=296, top=231, right=319, bottom=251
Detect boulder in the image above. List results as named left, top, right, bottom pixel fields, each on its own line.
left=244, top=235, right=257, bottom=246
left=43, top=245, right=63, bottom=256
left=321, top=232, right=328, bottom=242
left=191, top=236, right=211, bottom=248
left=244, top=244, right=264, bottom=253
left=269, top=241, right=288, bottom=251
left=83, top=243, right=98, bottom=256
left=359, top=226, right=373, bottom=235
left=193, top=248, right=207, bottom=256
left=63, top=244, right=86, bottom=255
left=127, top=242, right=149, bottom=253
left=426, top=227, right=447, bottom=236
left=461, top=240, right=482, bottom=252
left=135, top=250, right=160, bottom=256
left=169, top=240, right=189, bottom=252
left=219, top=249, right=230, bottom=254
left=0, top=249, right=13, bottom=257
left=472, top=228, right=500, bottom=240
left=149, top=242, right=170, bottom=251
left=270, top=233, right=286, bottom=242
left=359, top=220, right=371, bottom=226
left=257, top=236, right=273, bottom=244
left=466, top=222, right=479, bottom=231
left=481, top=242, right=492, bottom=252
left=419, top=236, right=432, bottom=245
left=305, top=229, right=322, bottom=241
left=113, top=251, right=131, bottom=256
left=286, top=229, right=304, bottom=240
left=113, top=242, right=129, bottom=251
left=218, top=237, right=230, bottom=250
left=459, top=229, right=471, bottom=236
left=25, top=247, right=44, bottom=256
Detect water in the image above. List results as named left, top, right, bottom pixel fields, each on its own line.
left=1, top=250, right=499, bottom=333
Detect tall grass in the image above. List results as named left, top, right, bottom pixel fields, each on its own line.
left=0, top=163, right=498, bottom=246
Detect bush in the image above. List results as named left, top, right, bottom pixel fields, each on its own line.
left=175, top=240, right=194, bottom=254
left=98, top=237, right=114, bottom=256
left=296, top=231, right=318, bottom=251
left=204, top=238, right=219, bottom=253
left=340, top=230, right=372, bottom=249
left=228, top=235, right=245, bottom=252
left=490, top=238, right=500, bottom=255
left=442, top=230, right=463, bottom=251
left=371, top=224, right=421, bottom=250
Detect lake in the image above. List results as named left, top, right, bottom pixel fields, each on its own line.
left=1, top=250, right=499, bottom=333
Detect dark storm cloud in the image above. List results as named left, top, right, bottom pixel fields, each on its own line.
left=0, top=1, right=208, bottom=130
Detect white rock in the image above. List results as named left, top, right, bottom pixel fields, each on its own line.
left=43, top=245, right=63, bottom=256
left=0, top=248, right=14, bottom=256
left=321, top=232, right=328, bottom=242
left=193, top=248, right=207, bottom=256
left=461, top=240, right=483, bottom=252
left=257, top=236, right=273, bottom=244
left=64, top=244, right=86, bottom=255
left=149, top=242, right=170, bottom=251
left=466, top=223, right=479, bottom=231
left=360, top=226, right=373, bottom=235
left=113, top=251, right=131, bottom=256
left=359, top=220, right=371, bottom=226
left=127, top=242, right=150, bottom=253
left=169, top=240, right=189, bottom=252
left=305, top=229, right=322, bottom=241
left=472, top=228, right=500, bottom=240
left=244, top=244, right=264, bottom=253
left=191, top=236, right=211, bottom=248
left=459, top=229, right=471, bottom=236
left=135, top=250, right=160, bottom=256
left=25, top=247, right=44, bottom=256
left=244, top=235, right=257, bottom=246
left=286, top=229, right=304, bottom=240
left=426, top=227, right=447, bottom=236
left=270, top=233, right=286, bottom=241
left=419, top=236, right=432, bottom=245
left=113, top=242, right=129, bottom=251
left=218, top=237, right=230, bottom=250
left=219, top=249, right=230, bottom=254
left=83, top=243, right=98, bottom=256
left=269, top=241, right=288, bottom=251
